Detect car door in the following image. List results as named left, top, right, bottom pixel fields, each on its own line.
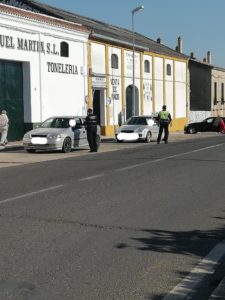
left=80, top=118, right=88, bottom=145
left=73, top=118, right=86, bottom=147
left=146, top=117, right=159, bottom=137
left=202, top=118, right=215, bottom=132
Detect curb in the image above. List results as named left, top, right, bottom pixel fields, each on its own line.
left=101, top=138, right=116, bottom=142
left=0, top=138, right=116, bottom=152
left=0, top=144, right=24, bottom=152
left=209, top=277, right=225, bottom=299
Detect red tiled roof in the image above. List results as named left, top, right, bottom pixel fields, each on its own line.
left=0, top=3, right=89, bottom=33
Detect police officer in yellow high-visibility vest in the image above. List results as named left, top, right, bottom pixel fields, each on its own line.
left=157, top=105, right=172, bottom=144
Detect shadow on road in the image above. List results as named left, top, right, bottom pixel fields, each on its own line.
left=142, top=225, right=225, bottom=300
left=131, top=226, right=225, bottom=255
left=118, top=222, right=225, bottom=300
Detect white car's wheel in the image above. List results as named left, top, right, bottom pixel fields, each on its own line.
left=145, top=131, right=151, bottom=143
left=26, top=149, right=36, bottom=153
left=116, top=138, right=123, bottom=143
left=62, top=137, right=72, bottom=153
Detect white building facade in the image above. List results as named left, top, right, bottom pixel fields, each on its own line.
left=0, top=4, right=89, bottom=140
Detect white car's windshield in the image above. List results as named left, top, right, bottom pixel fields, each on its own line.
left=126, top=117, right=148, bottom=125
left=40, top=118, right=71, bottom=128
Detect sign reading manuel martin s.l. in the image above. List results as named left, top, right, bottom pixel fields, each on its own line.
left=0, top=34, right=79, bottom=75
left=0, top=34, right=59, bottom=55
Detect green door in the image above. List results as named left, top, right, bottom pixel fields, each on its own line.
left=0, top=60, right=24, bottom=141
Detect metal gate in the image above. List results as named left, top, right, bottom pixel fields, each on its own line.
left=0, top=60, right=24, bottom=141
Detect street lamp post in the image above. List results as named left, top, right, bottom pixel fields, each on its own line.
left=132, top=5, right=144, bottom=116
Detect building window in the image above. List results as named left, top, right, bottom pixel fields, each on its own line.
left=166, top=64, right=172, bottom=76
left=222, top=83, right=225, bottom=103
left=144, top=60, right=150, bottom=73
left=111, top=54, right=119, bottom=69
left=214, top=82, right=218, bottom=104
left=60, top=42, right=69, bottom=57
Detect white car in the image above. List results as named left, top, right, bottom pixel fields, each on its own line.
left=115, top=115, right=159, bottom=143
left=23, top=116, right=101, bottom=153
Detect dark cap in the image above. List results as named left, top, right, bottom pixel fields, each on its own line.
left=162, top=105, right=167, bottom=110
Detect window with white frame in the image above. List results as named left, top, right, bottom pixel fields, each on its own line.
left=214, top=82, right=218, bottom=104
left=144, top=60, right=150, bottom=73
left=111, top=54, right=119, bottom=69
left=60, top=42, right=69, bottom=57
left=166, top=64, right=172, bottom=76
left=221, top=83, right=224, bottom=103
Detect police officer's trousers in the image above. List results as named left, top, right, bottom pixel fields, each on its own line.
left=157, top=121, right=169, bottom=143
left=87, top=127, right=97, bottom=152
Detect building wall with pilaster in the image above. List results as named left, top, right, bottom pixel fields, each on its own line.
left=212, top=68, right=225, bottom=117
left=89, top=40, right=188, bottom=135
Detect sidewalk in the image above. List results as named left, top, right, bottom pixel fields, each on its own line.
left=0, top=135, right=115, bottom=152
left=0, top=131, right=219, bottom=152
left=0, top=141, right=24, bottom=152
left=209, top=277, right=225, bottom=299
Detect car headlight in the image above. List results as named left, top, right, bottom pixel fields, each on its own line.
left=134, top=128, right=143, bottom=133
left=48, top=134, right=62, bottom=139
left=23, top=133, right=31, bottom=139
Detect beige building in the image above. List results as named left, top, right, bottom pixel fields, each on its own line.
left=212, top=67, right=225, bottom=117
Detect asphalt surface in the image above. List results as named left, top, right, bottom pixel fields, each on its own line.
left=1, top=135, right=225, bottom=299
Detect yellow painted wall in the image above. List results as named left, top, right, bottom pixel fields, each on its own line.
left=101, top=125, right=118, bottom=136
left=89, top=40, right=188, bottom=136
left=87, top=42, right=92, bottom=108
left=170, top=117, right=188, bottom=132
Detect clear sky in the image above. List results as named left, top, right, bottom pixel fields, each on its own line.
left=39, top=0, right=225, bottom=68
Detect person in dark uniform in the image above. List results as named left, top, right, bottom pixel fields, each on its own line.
left=85, top=108, right=98, bottom=152
left=157, top=105, right=172, bottom=144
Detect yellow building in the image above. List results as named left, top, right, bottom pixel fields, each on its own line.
left=88, top=35, right=189, bottom=135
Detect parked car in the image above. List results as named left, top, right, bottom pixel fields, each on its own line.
left=184, top=117, right=225, bottom=134
left=115, top=115, right=159, bottom=143
left=23, top=116, right=101, bottom=153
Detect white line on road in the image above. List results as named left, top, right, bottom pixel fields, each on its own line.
left=115, top=143, right=225, bottom=172
left=0, top=185, right=64, bottom=205
left=162, top=240, right=225, bottom=300
left=79, top=174, right=105, bottom=181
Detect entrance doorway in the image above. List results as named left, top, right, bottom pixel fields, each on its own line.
left=0, top=60, right=24, bottom=141
left=93, top=90, right=101, bottom=125
left=126, top=85, right=139, bottom=120
left=93, top=89, right=106, bottom=129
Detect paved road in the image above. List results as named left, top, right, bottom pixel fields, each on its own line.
left=0, top=132, right=217, bottom=168
left=1, top=135, right=225, bottom=299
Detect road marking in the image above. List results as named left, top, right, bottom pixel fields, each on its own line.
left=163, top=240, right=225, bottom=300
left=0, top=185, right=64, bottom=205
left=116, top=143, right=225, bottom=172
left=79, top=174, right=105, bottom=181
